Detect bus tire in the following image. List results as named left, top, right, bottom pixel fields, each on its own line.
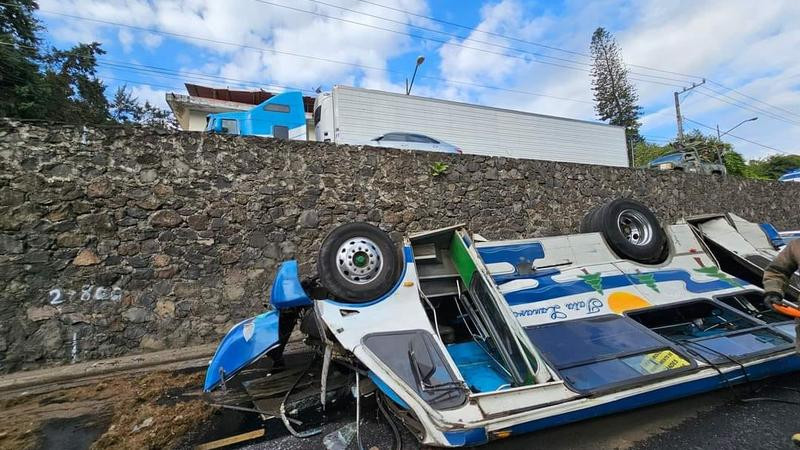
left=317, top=223, right=402, bottom=303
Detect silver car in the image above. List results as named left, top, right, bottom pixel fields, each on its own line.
left=370, top=132, right=462, bottom=154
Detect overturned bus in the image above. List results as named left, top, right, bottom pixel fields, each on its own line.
left=203, top=198, right=800, bottom=447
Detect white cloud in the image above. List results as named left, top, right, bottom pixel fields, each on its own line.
left=117, top=28, right=133, bottom=52
left=143, top=33, right=164, bottom=49
left=434, top=0, right=800, bottom=158
left=40, top=0, right=429, bottom=91
left=128, top=84, right=170, bottom=109
left=37, top=0, right=799, bottom=157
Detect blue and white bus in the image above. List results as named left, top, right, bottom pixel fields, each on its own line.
left=205, top=91, right=307, bottom=140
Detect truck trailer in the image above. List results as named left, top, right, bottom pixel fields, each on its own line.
left=314, top=85, right=629, bottom=167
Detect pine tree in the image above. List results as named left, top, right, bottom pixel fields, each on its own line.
left=590, top=27, right=643, bottom=153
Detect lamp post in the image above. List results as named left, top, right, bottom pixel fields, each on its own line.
left=405, top=55, right=425, bottom=95
left=715, top=117, right=758, bottom=167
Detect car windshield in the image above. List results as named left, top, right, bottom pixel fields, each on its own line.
left=650, top=153, right=683, bottom=165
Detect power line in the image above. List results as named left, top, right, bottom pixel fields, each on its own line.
left=693, top=87, right=800, bottom=127
left=304, top=0, right=594, bottom=68
left=99, top=74, right=184, bottom=92
left=10, top=1, right=792, bottom=122
left=256, top=0, right=690, bottom=86
left=699, top=85, right=800, bottom=125
left=0, top=11, right=597, bottom=103
left=0, top=26, right=597, bottom=105
left=98, top=60, right=315, bottom=93
left=356, top=0, right=706, bottom=83
left=683, top=117, right=794, bottom=155
left=302, top=0, right=692, bottom=85
left=353, top=0, right=797, bottom=117
left=707, top=80, right=800, bottom=119
left=356, top=0, right=592, bottom=59
left=252, top=0, right=597, bottom=75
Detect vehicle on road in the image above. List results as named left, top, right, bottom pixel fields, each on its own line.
left=370, top=132, right=462, bottom=154
left=205, top=91, right=307, bottom=140
left=314, top=85, right=628, bottom=166
left=648, top=151, right=727, bottom=175
left=204, top=199, right=799, bottom=447
left=779, top=169, right=800, bottom=182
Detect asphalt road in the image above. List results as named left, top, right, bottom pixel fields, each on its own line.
left=232, top=372, right=800, bottom=450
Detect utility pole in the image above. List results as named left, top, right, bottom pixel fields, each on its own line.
left=673, top=78, right=706, bottom=146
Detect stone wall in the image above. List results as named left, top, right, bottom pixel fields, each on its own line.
left=1, top=119, right=798, bottom=373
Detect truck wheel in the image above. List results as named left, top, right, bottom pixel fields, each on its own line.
left=582, top=199, right=667, bottom=264
left=579, top=205, right=601, bottom=233
left=317, top=223, right=402, bottom=303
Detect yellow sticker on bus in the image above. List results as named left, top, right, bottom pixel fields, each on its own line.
left=639, top=350, right=690, bottom=374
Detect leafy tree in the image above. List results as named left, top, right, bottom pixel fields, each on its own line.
left=0, top=0, right=175, bottom=127
left=589, top=27, right=642, bottom=149
left=634, top=130, right=752, bottom=178
left=0, top=0, right=48, bottom=119
left=41, top=42, right=110, bottom=124
left=721, top=151, right=747, bottom=177
left=633, top=141, right=672, bottom=167
left=681, top=129, right=731, bottom=164
left=747, top=154, right=800, bottom=179
left=111, top=86, right=177, bottom=128
left=0, top=0, right=38, bottom=47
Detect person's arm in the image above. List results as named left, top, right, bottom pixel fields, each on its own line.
left=763, top=240, right=800, bottom=295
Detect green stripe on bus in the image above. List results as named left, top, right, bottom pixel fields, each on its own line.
left=450, top=232, right=476, bottom=287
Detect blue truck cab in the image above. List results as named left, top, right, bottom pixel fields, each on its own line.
left=205, top=91, right=307, bottom=140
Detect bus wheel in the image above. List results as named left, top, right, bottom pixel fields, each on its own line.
left=317, top=223, right=402, bottom=302
left=580, top=199, right=668, bottom=264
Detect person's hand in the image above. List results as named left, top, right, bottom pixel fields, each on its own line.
left=764, top=291, right=783, bottom=309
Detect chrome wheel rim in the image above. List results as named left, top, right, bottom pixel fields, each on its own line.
left=617, top=209, right=653, bottom=246
left=336, top=237, right=383, bottom=284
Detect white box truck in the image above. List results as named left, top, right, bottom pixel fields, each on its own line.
left=313, top=85, right=629, bottom=167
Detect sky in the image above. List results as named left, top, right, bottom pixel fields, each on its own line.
left=35, top=0, right=800, bottom=159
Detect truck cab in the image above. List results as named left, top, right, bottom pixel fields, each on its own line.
left=648, top=151, right=726, bottom=175
left=206, top=91, right=307, bottom=140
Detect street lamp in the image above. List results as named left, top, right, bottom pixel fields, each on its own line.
left=405, top=55, right=425, bottom=95
left=718, top=117, right=758, bottom=139
left=714, top=117, right=758, bottom=167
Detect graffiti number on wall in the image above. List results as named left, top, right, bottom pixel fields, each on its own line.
left=49, top=289, right=66, bottom=305
left=48, top=286, right=123, bottom=305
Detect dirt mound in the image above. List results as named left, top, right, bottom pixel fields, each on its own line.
left=0, top=369, right=213, bottom=450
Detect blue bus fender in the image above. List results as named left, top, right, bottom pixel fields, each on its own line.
left=203, top=310, right=281, bottom=392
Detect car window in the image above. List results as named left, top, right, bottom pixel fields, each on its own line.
left=221, top=119, right=239, bottom=135
left=273, top=125, right=289, bottom=139
left=381, top=133, right=407, bottom=142
left=650, top=153, right=683, bottom=164
left=407, top=134, right=438, bottom=144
